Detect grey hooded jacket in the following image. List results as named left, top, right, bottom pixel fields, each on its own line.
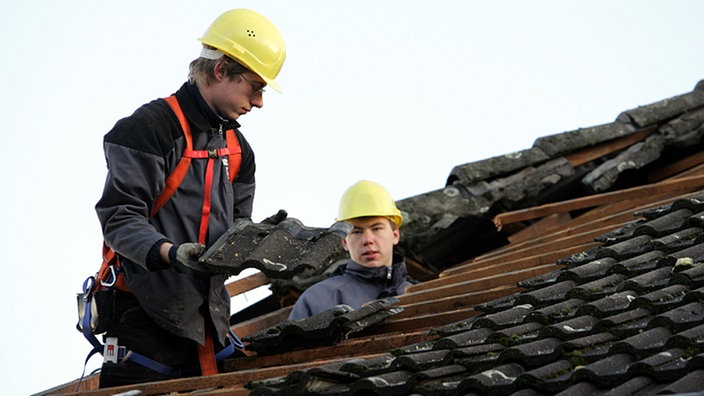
left=288, top=257, right=415, bottom=320
left=95, top=82, right=255, bottom=346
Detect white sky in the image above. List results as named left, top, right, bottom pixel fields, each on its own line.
left=2, top=1, right=704, bottom=394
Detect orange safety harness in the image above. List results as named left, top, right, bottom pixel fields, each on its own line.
left=97, top=95, right=241, bottom=292
left=85, top=94, right=242, bottom=377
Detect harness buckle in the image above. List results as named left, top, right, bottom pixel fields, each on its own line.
left=208, top=148, right=218, bottom=158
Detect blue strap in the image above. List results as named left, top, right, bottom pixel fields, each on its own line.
left=215, top=330, right=244, bottom=360
left=78, top=274, right=245, bottom=384
left=118, top=348, right=177, bottom=376
left=80, top=277, right=102, bottom=351
left=77, top=277, right=103, bottom=391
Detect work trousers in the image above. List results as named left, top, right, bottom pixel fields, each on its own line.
left=98, top=290, right=225, bottom=388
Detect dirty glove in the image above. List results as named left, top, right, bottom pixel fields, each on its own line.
left=261, top=209, right=288, bottom=225
left=169, top=243, right=209, bottom=279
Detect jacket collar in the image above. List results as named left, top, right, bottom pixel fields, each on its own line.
left=344, top=256, right=409, bottom=284
left=178, top=82, right=241, bottom=133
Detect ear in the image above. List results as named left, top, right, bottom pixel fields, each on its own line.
left=341, top=237, right=349, bottom=252
left=213, top=61, right=226, bottom=81
left=392, top=228, right=400, bottom=246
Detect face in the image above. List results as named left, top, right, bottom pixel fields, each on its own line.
left=342, top=217, right=400, bottom=268
left=204, top=62, right=266, bottom=120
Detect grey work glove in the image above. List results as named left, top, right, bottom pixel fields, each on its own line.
left=168, top=243, right=210, bottom=279
left=261, top=209, right=288, bottom=225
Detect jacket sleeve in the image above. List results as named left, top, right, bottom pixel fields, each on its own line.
left=232, top=181, right=255, bottom=219
left=95, top=105, right=177, bottom=268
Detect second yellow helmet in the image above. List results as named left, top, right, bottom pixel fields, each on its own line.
left=337, top=180, right=403, bottom=227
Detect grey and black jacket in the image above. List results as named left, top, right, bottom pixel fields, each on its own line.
left=288, top=257, right=415, bottom=320
left=95, top=82, right=255, bottom=346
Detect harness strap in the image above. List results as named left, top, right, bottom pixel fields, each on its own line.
left=151, top=95, right=193, bottom=217
left=199, top=157, right=216, bottom=244
left=197, top=323, right=219, bottom=376
left=225, top=129, right=242, bottom=182
left=161, top=95, right=242, bottom=245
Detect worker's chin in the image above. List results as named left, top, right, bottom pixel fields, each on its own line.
left=358, top=260, right=385, bottom=268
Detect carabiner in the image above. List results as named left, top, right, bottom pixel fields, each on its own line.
left=100, top=265, right=118, bottom=287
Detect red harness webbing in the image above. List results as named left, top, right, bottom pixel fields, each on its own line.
left=97, top=95, right=242, bottom=288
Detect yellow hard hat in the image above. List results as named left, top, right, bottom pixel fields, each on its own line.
left=199, top=9, right=286, bottom=92
left=337, top=180, right=403, bottom=227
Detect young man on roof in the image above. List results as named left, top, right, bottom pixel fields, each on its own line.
left=94, top=9, right=286, bottom=387
left=288, top=180, right=416, bottom=320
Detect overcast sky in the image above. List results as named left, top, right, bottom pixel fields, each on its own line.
left=3, top=1, right=704, bottom=394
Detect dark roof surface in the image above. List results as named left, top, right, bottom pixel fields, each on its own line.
left=42, top=80, right=704, bottom=395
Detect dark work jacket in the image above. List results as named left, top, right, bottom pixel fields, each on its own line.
left=288, top=257, right=414, bottom=320
left=95, top=82, right=255, bottom=346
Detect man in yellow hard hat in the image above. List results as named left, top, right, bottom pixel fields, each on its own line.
left=94, top=9, right=286, bottom=387
left=288, top=180, right=416, bottom=319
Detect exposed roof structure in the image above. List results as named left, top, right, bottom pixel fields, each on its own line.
left=40, top=80, right=704, bottom=395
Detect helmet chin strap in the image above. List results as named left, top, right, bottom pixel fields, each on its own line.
left=200, top=47, right=224, bottom=60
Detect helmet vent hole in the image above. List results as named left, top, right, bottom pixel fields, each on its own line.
left=247, top=29, right=256, bottom=37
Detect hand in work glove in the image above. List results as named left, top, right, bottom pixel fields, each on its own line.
left=261, top=209, right=288, bottom=225
left=168, top=243, right=210, bottom=279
